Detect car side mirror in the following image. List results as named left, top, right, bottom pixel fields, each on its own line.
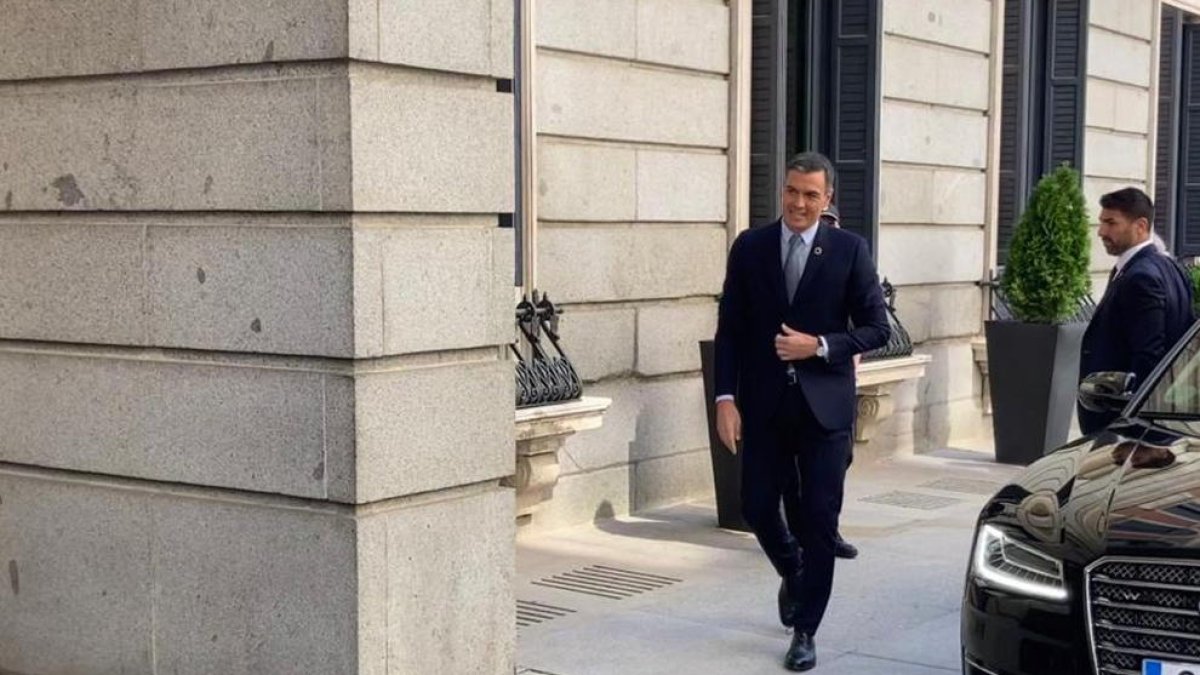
left=1078, top=371, right=1135, bottom=413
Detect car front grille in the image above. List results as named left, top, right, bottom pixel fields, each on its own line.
left=1087, top=558, right=1200, bottom=675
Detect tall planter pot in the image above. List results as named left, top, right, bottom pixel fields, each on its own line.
left=698, top=340, right=750, bottom=531
left=985, top=320, right=1086, bottom=465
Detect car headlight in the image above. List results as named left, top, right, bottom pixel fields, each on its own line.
left=972, top=524, right=1067, bottom=601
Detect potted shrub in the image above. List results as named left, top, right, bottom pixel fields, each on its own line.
left=987, top=164, right=1091, bottom=465
left=698, top=339, right=750, bottom=531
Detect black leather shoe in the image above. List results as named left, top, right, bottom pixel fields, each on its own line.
left=784, top=632, right=816, bottom=671
left=834, top=533, right=858, bottom=560
left=777, top=578, right=799, bottom=628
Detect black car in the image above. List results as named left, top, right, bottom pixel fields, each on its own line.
left=963, top=321, right=1200, bottom=675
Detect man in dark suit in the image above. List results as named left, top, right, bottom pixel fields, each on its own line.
left=1078, top=187, right=1194, bottom=434
left=713, top=152, right=889, bottom=671
left=783, top=205, right=859, bottom=561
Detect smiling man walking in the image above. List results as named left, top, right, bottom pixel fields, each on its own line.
left=712, top=152, right=889, bottom=671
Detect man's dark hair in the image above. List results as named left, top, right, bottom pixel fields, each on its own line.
left=1099, top=187, right=1154, bottom=225
left=786, top=152, right=836, bottom=191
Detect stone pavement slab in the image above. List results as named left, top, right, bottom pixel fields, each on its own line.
left=517, top=450, right=1019, bottom=674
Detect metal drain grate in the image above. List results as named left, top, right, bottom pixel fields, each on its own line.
left=530, top=564, right=682, bottom=599
left=859, top=490, right=964, bottom=510
left=918, top=477, right=1001, bottom=495
left=516, top=599, right=576, bottom=628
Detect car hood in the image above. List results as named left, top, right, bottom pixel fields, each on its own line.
left=981, top=419, right=1200, bottom=564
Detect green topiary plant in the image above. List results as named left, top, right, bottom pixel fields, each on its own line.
left=1001, top=164, right=1092, bottom=324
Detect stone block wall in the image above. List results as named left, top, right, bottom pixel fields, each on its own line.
left=877, top=0, right=994, bottom=452
left=0, top=2, right=517, bottom=672
left=528, top=0, right=731, bottom=531
left=1084, top=0, right=1157, bottom=294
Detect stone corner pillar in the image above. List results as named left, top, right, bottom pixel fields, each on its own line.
left=0, top=2, right=518, bottom=673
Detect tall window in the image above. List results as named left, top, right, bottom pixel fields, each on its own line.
left=997, top=0, right=1088, bottom=265
left=749, top=0, right=881, bottom=253
left=749, top=0, right=788, bottom=228
left=1156, top=5, right=1200, bottom=257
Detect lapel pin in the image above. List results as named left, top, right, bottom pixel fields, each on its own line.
left=814, top=247, right=823, bottom=256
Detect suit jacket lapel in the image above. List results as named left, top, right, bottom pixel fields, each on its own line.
left=1096, top=275, right=1119, bottom=310
left=1125, top=245, right=1154, bottom=272
left=765, top=220, right=789, bottom=309
left=1097, top=246, right=1153, bottom=310
left=790, top=224, right=829, bottom=307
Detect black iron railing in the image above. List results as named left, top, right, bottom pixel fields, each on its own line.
left=512, top=292, right=583, bottom=408
left=862, top=278, right=915, bottom=362
left=981, top=270, right=1097, bottom=323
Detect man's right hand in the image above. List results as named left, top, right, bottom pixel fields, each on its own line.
left=716, top=400, right=742, bottom=454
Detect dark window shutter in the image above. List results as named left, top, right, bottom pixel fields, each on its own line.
left=997, top=0, right=1087, bottom=265
left=749, top=0, right=788, bottom=227
left=1158, top=6, right=1183, bottom=247
left=821, top=0, right=880, bottom=253
left=998, top=0, right=1031, bottom=265
left=786, top=0, right=808, bottom=157
left=1041, top=0, right=1087, bottom=173
left=1178, top=23, right=1200, bottom=257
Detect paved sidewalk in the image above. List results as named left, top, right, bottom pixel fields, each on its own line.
left=516, top=448, right=1020, bottom=675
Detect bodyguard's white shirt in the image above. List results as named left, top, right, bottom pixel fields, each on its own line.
left=1113, top=239, right=1155, bottom=279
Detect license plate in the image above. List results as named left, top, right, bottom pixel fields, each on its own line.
left=1144, top=660, right=1200, bottom=675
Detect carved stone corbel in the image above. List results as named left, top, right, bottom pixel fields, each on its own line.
left=853, top=354, right=932, bottom=445
left=504, top=396, right=611, bottom=523
left=971, top=337, right=991, bottom=415
left=855, top=384, right=895, bottom=444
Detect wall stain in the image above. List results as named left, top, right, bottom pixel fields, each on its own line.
left=50, top=174, right=85, bottom=207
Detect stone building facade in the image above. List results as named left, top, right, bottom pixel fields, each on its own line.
left=531, top=0, right=1188, bottom=533
left=0, top=0, right=1190, bottom=672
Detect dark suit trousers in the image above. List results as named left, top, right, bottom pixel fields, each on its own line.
left=782, top=416, right=854, bottom=532
left=741, top=385, right=851, bottom=635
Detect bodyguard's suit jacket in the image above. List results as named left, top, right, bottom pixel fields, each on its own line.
left=714, top=221, right=890, bottom=433
left=1079, top=245, right=1194, bottom=432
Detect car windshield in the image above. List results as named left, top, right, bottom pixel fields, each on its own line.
left=1138, top=326, right=1200, bottom=433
